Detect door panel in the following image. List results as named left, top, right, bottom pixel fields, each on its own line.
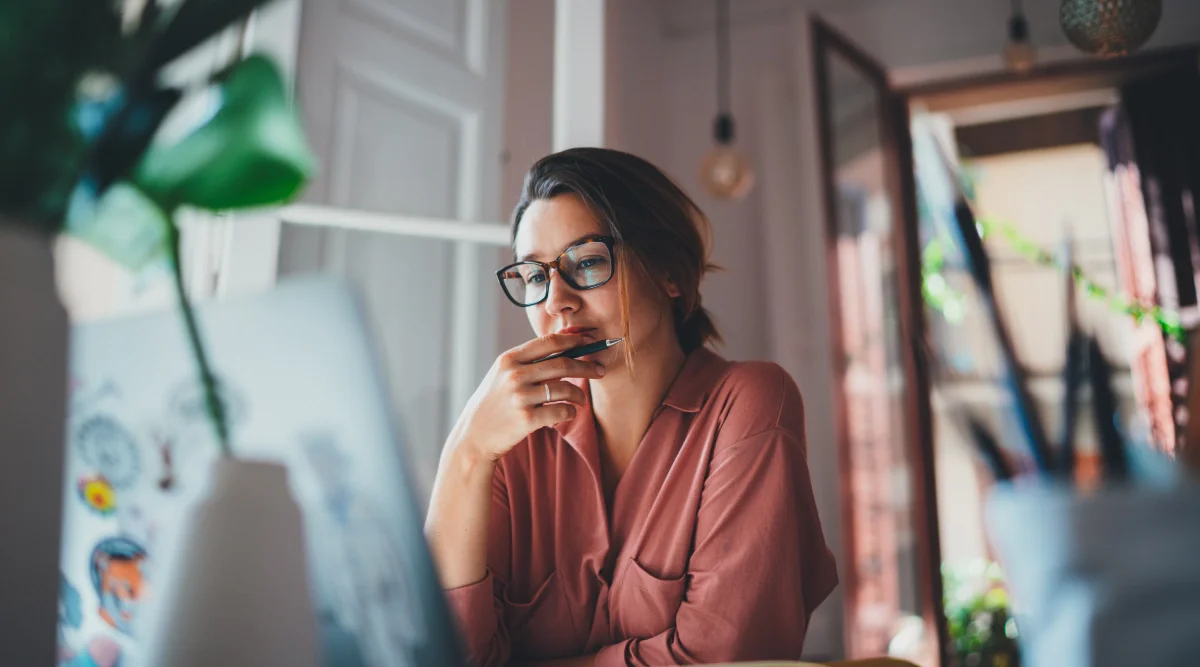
left=280, top=0, right=507, bottom=515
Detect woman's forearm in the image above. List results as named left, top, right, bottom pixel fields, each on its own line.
left=425, top=439, right=496, bottom=589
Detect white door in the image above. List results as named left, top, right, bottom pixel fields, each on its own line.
left=278, top=0, right=509, bottom=505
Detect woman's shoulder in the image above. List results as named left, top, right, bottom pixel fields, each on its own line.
left=708, top=357, right=806, bottom=444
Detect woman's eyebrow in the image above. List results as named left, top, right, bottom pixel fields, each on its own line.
left=518, top=234, right=599, bottom=262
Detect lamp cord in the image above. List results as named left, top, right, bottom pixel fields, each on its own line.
left=716, top=0, right=730, bottom=116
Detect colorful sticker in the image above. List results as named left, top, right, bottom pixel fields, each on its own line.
left=168, top=376, right=247, bottom=428
left=90, top=537, right=148, bottom=637
left=58, top=573, right=83, bottom=664
left=62, top=635, right=122, bottom=667
left=74, top=415, right=141, bottom=489
left=151, top=429, right=176, bottom=492
left=77, top=475, right=117, bottom=516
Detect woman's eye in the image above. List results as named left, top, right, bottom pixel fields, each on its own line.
left=577, top=256, right=607, bottom=269
left=525, top=272, right=547, bottom=285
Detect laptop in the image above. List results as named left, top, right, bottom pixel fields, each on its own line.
left=59, top=276, right=466, bottom=667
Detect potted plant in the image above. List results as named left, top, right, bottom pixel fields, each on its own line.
left=1, top=1, right=316, bottom=663
left=943, top=560, right=1021, bottom=667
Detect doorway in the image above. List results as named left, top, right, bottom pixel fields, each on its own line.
left=813, top=15, right=1200, bottom=666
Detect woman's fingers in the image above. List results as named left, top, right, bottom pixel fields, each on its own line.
left=525, top=380, right=587, bottom=407
left=529, top=401, right=577, bottom=428
left=509, top=332, right=591, bottom=364
left=519, top=356, right=605, bottom=385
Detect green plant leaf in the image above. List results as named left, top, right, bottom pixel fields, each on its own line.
left=64, top=181, right=170, bottom=271
left=133, top=54, right=315, bottom=211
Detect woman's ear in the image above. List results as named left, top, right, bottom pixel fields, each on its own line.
left=663, top=279, right=681, bottom=298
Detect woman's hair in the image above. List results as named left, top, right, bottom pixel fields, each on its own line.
left=511, top=148, right=722, bottom=362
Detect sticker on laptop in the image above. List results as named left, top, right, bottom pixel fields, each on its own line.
left=77, top=475, right=117, bottom=516
left=90, top=537, right=149, bottom=637
left=74, top=415, right=141, bottom=490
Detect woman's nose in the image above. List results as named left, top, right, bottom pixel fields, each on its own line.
left=543, top=270, right=579, bottom=315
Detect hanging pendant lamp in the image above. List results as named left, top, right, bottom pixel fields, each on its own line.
left=1004, top=0, right=1037, bottom=73
left=1060, top=0, right=1163, bottom=58
left=699, top=0, right=754, bottom=200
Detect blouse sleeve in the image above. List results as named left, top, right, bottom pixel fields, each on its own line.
left=443, top=464, right=513, bottom=667
left=596, top=373, right=838, bottom=666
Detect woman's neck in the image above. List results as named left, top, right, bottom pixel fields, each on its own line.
left=589, top=334, right=688, bottom=471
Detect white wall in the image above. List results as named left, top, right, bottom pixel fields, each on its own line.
left=654, top=20, right=781, bottom=364
left=604, top=0, right=669, bottom=164
left=604, top=8, right=844, bottom=657
left=601, top=6, right=786, bottom=364
left=495, top=0, right=556, bottom=352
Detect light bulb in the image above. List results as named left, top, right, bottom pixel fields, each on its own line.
left=700, top=146, right=755, bottom=200
left=1004, top=40, right=1037, bottom=73
left=701, top=115, right=755, bottom=200
left=1004, top=12, right=1037, bottom=73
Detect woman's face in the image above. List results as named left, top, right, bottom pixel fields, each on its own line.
left=513, top=194, right=678, bottom=373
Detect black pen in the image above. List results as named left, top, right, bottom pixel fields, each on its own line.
left=1087, top=337, right=1129, bottom=482
left=1059, top=230, right=1083, bottom=480
left=535, top=338, right=624, bottom=362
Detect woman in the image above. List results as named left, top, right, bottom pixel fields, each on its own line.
left=425, top=148, right=837, bottom=667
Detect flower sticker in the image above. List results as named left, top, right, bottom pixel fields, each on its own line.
left=78, top=475, right=117, bottom=516
left=74, top=414, right=141, bottom=489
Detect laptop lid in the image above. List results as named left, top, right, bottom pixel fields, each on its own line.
left=60, top=276, right=466, bottom=667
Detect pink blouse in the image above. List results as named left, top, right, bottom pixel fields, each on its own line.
left=445, top=347, right=838, bottom=666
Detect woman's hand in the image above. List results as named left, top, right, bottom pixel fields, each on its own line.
left=447, top=333, right=606, bottom=462
left=428, top=333, right=604, bottom=590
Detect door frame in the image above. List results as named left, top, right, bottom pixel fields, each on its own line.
left=810, top=16, right=945, bottom=664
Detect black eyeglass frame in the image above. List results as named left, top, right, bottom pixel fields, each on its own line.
left=495, top=235, right=617, bottom=307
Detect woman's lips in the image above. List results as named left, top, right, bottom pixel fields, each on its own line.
left=557, top=326, right=596, bottom=336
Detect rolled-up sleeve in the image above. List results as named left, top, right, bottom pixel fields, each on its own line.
left=594, top=426, right=839, bottom=666
left=444, top=466, right=513, bottom=667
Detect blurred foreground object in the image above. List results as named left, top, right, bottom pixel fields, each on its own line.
left=0, top=226, right=69, bottom=665
left=141, top=460, right=319, bottom=667
left=987, top=484, right=1200, bottom=667
left=0, top=0, right=314, bottom=663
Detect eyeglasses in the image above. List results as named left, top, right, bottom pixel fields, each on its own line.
left=496, top=236, right=616, bottom=307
